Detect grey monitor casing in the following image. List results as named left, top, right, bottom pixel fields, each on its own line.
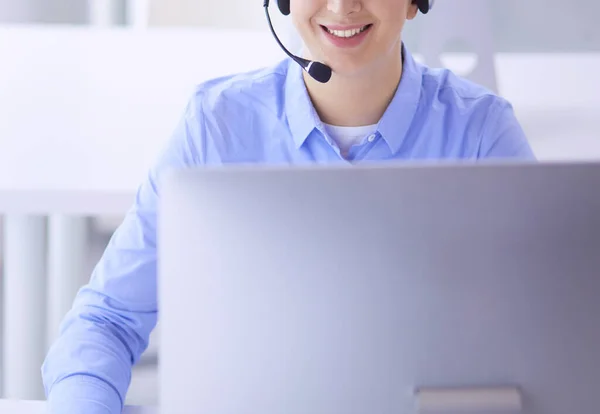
left=158, top=161, right=600, bottom=414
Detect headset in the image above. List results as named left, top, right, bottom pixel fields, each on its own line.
left=263, top=0, right=434, bottom=83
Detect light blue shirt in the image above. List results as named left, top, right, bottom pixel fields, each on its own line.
left=42, top=45, right=535, bottom=414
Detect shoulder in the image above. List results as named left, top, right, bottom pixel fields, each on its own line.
left=172, top=59, right=292, bottom=163
left=185, top=59, right=290, bottom=120
left=417, top=65, right=535, bottom=159
left=420, top=64, right=507, bottom=123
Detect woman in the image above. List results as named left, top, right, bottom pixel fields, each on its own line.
left=42, top=1, right=534, bottom=413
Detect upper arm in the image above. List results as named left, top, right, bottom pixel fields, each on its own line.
left=42, top=92, right=207, bottom=403
left=478, top=99, right=537, bottom=160
left=81, top=94, right=205, bottom=348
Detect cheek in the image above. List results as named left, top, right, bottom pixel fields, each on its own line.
left=291, top=16, right=307, bottom=40
left=292, top=15, right=318, bottom=41
left=290, top=0, right=323, bottom=28
left=378, top=16, right=406, bottom=41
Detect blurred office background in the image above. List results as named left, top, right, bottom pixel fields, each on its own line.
left=0, top=0, right=598, bottom=408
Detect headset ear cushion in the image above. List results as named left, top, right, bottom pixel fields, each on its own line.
left=413, top=0, right=431, bottom=13
left=277, top=0, right=291, bottom=15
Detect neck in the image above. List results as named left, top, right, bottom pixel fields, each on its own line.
left=303, top=44, right=404, bottom=127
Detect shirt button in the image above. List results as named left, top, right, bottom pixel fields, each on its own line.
left=367, top=134, right=376, bottom=142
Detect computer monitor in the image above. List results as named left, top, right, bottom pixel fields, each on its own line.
left=158, top=161, right=600, bottom=414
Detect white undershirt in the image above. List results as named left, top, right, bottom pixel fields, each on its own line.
left=323, top=123, right=378, bottom=158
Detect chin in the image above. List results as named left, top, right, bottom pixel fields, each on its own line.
left=304, top=43, right=379, bottom=79
left=325, top=56, right=377, bottom=79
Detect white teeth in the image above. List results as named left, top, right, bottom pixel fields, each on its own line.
left=326, top=25, right=369, bottom=38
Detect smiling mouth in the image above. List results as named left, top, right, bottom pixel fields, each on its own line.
left=320, top=24, right=373, bottom=38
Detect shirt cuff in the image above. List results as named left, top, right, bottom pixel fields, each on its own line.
left=47, top=375, right=123, bottom=414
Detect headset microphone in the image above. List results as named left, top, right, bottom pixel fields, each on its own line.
left=263, top=0, right=332, bottom=83
left=263, top=0, right=434, bottom=84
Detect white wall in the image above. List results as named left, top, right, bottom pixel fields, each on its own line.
left=146, top=0, right=600, bottom=52
left=3, top=0, right=600, bottom=52
left=0, top=1, right=36, bottom=22
left=36, top=0, right=88, bottom=24
left=6, top=0, right=597, bottom=54
left=406, top=0, right=600, bottom=53
left=149, top=0, right=300, bottom=53
left=149, top=0, right=265, bottom=30
left=0, top=0, right=87, bottom=24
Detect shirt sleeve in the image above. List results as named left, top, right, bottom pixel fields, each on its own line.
left=41, top=94, right=205, bottom=413
left=479, top=99, right=537, bottom=159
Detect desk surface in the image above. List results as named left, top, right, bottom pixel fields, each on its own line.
left=0, top=399, right=157, bottom=414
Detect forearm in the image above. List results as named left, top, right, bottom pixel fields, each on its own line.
left=42, top=285, right=157, bottom=413
left=46, top=374, right=123, bottom=414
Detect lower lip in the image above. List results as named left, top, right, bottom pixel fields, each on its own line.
left=321, top=25, right=372, bottom=48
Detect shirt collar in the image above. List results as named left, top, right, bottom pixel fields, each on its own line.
left=284, top=43, right=423, bottom=152
left=284, top=60, right=321, bottom=149
left=377, top=44, right=423, bottom=155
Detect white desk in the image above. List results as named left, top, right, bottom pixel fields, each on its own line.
left=1, top=25, right=599, bottom=400
left=0, top=399, right=156, bottom=414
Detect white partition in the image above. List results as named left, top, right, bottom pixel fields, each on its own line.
left=0, top=25, right=286, bottom=194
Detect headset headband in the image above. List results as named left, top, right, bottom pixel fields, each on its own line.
left=276, top=0, right=433, bottom=16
